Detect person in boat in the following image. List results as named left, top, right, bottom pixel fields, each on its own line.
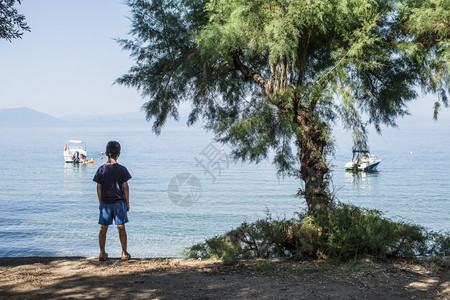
left=93, top=141, right=132, bottom=261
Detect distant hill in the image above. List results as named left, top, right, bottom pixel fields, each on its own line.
left=0, top=107, right=66, bottom=127
left=0, top=107, right=190, bottom=129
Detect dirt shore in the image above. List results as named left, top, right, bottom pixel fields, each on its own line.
left=0, top=256, right=448, bottom=299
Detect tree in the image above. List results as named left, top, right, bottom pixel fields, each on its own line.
left=117, top=0, right=449, bottom=213
left=401, top=0, right=449, bottom=118
left=0, top=0, right=29, bottom=42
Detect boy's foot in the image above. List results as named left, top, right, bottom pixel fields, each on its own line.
left=121, top=252, right=131, bottom=260
left=98, top=253, right=108, bottom=261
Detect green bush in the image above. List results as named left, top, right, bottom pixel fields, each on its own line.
left=185, top=202, right=449, bottom=263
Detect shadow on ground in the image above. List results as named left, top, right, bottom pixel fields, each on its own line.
left=0, top=257, right=448, bottom=299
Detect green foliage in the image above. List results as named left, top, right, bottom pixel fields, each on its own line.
left=119, top=0, right=449, bottom=211
left=118, top=0, right=449, bottom=164
left=400, top=0, right=450, bottom=119
left=185, top=202, right=449, bottom=263
left=0, top=0, right=30, bottom=42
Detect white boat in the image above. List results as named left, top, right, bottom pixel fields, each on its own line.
left=64, top=140, right=87, bottom=163
left=345, top=149, right=381, bottom=172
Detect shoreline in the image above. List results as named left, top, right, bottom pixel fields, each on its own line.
left=0, top=256, right=448, bottom=299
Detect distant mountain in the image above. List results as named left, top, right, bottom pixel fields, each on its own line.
left=0, top=107, right=198, bottom=130
left=0, top=107, right=66, bottom=127
left=0, top=107, right=147, bottom=128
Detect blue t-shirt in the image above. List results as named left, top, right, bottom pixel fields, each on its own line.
left=93, top=163, right=132, bottom=203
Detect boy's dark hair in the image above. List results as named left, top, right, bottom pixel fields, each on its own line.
left=106, top=141, right=121, bottom=158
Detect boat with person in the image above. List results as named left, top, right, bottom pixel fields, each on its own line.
left=64, top=140, right=87, bottom=163
left=345, top=147, right=381, bottom=172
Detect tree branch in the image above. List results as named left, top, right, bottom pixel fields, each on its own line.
left=232, top=52, right=269, bottom=94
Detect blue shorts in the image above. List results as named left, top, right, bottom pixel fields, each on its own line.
left=98, top=202, right=128, bottom=226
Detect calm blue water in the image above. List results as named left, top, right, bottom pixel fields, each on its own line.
left=0, top=120, right=449, bottom=258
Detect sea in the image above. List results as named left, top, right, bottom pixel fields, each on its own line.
left=0, top=117, right=449, bottom=258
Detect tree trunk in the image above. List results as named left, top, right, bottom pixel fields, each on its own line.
left=296, top=107, right=330, bottom=213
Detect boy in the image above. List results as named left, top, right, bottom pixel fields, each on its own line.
left=93, top=141, right=132, bottom=261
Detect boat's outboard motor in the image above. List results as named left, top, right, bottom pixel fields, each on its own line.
left=72, top=151, right=80, bottom=163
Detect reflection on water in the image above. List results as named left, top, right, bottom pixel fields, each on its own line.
left=64, top=163, right=87, bottom=182
left=344, top=170, right=380, bottom=188
left=64, top=162, right=87, bottom=173
left=63, top=163, right=96, bottom=191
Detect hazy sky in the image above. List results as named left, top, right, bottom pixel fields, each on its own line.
left=0, top=0, right=143, bottom=117
left=0, top=0, right=448, bottom=121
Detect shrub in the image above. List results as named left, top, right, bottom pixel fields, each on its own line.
left=185, top=202, right=449, bottom=263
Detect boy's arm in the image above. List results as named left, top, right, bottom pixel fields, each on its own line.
left=97, top=183, right=102, bottom=209
left=123, top=181, right=130, bottom=212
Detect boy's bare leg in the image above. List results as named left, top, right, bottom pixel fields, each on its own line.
left=117, top=224, right=127, bottom=256
left=99, top=225, right=108, bottom=256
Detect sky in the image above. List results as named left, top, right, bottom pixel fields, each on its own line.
left=0, top=0, right=448, bottom=122
left=0, top=0, right=143, bottom=118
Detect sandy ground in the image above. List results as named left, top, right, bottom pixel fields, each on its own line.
left=0, top=257, right=448, bottom=299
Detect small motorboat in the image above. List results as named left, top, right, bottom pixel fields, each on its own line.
left=64, top=140, right=87, bottom=163
left=345, top=148, right=381, bottom=172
